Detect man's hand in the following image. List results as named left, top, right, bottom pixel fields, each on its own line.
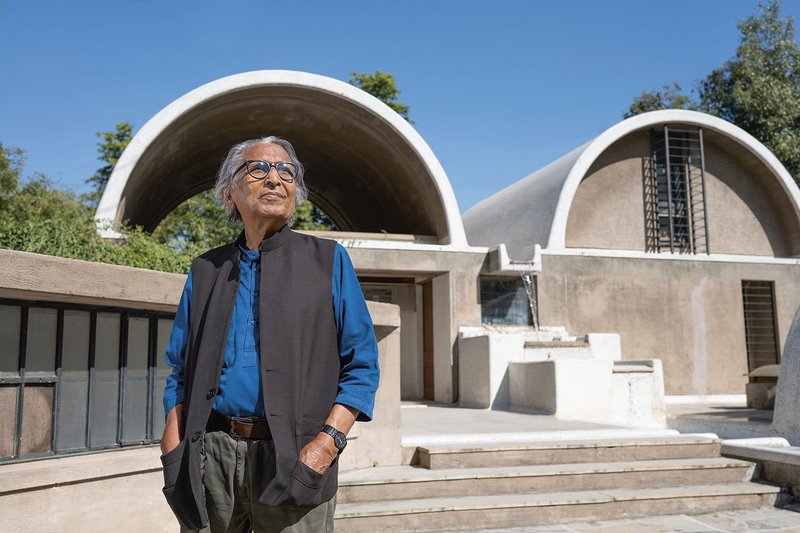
left=297, top=403, right=360, bottom=475
left=160, top=404, right=184, bottom=455
left=298, top=433, right=338, bottom=475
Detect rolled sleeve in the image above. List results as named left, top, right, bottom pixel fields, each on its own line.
left=332, top=244, right=380, bottom=421
left=163, top=270, right=192, bottom=417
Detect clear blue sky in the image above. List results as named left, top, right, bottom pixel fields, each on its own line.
left=2, top=0, right=799, bottom=213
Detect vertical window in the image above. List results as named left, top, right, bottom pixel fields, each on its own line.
left=90, top=313, right=120, bottom=449
left=742, top=281, right=780, bottom=374
left=20, top=308, right=57, bottom=457
left=153, top=318, right=173, bottom=440
left=646, top=126, right=709, bottom=254
left=122, top=316, right=149, bottom=444
left=56, top=310, right=90, bottom=452
left=0, top=305, right=22, bottom=459
left=480, top=277, right=534, bottom=326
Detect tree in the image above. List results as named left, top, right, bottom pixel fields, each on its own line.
left=83, top=121, right=133, bottom=208
left=0, top=143, right=24, bottom=212
left=349, top=70, right=412, bottom=122
left=698, top=1, right=800, bottom=179
left=623, top=83, right=695, bottom=118
left=153, top=189, right=239, bottom=254
left=625, top=1, right=800, bottom=180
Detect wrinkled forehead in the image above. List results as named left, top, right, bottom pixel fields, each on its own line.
left=243, top=142, right=292, bottom=162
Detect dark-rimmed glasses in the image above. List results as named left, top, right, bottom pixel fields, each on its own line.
left=233, top=160, right=297, bottom=183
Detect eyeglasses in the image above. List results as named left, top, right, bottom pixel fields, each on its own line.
left=233, top=160, right=297, bottom=183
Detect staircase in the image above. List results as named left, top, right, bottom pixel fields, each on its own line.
left=334, top=435, right=784, bottom=531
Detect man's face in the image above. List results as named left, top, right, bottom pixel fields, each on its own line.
left=226, top=143, right=297, bottom=227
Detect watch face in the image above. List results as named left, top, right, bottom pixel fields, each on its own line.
left=334, top=433, right=347, bottom=450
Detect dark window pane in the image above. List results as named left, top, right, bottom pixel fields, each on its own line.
left=0, top=386, right=17, bottom=457
left=123, top=317, right=148, bottom=444
left=153, top=318, right=173, bottom=439
left=90, top=313, right=119, bottom=448
left=20, top=385, right=54, bottom=456
left=26, top=308, right=57, bottom=373
left=56, top=310, right=90, bottom=452
left=0, top=305, right=21, bottom=376
left=480, top=277, right=533, bottom=326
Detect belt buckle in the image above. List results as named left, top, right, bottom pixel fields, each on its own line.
left=229, top=418, right=241, bottom=439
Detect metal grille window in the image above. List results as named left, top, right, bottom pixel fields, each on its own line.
left=645, top=126, right=709, bottom=254
left=742, top=281, right=781, bottom=376
left=480, top=277, right=534, bottom=326
left=0, top=299, right=174, bottom=463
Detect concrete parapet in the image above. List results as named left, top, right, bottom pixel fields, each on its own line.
left=458, top=332, right=524, bottom=409
left=722, top=438, right=800, bottom=498
left=457, top=328, right=661, bottom=427
left=509, top=359, right=613, bottom=420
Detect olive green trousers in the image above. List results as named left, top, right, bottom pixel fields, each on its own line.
left=182, top=431, right=335, bottom=533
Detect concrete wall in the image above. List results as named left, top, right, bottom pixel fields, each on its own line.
left=537, top=252, right=800, bottom=395
left=565, top=129, right=800, bottom=257
left=0, top=249, right=402, bottom=532
left=345, top=244, right=486, bottom=403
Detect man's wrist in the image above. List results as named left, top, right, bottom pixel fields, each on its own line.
left=316, top=432, right=339, bottom=459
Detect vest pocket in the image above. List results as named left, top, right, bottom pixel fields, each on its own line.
left=160, top=440, right=186, bottom=489
left=159, top=440, right=207, bottom=529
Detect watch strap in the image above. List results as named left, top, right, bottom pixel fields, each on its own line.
left=321, top=424, right=347, bottom=453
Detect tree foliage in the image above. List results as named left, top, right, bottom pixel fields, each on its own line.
left=153, top=189, right=239, bottom=255
left=698, top=1, right=800, bottom=178
left=349, top=70, right=413, bottom=122
left=0, top=145, right=193, bottom=273
left=623, top=83, right=695, bottom=118
left=625, top=1, right=800, bottom=180
left=83, top=121, right=133, bottom=208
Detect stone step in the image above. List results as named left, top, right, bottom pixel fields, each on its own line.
left=334, top=482, right=782, bottom=532
left=418, top=435, right=721, bottom=469
left=337, top=457, right=754, bottom=504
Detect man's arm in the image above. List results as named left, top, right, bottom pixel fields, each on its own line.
left=161, top=404, right=185, bottom=455
left=160, top=270, right=192, bottom=455
left=297, top=245, right=381, bottom=474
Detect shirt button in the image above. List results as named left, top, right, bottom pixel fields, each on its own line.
left=251, top=319, right=259, bottom=326
left=206, top=388, right=216, bottom=400
left=191, top=431, right=201, bottom=442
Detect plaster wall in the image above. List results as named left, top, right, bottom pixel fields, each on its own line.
left=565, top=130, right=800, bottom=257
left=537, top=252, right=800, bottom=395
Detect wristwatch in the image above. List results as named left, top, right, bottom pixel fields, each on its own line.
left=321, top=424, right=347, bottom=454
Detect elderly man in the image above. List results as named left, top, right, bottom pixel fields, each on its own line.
left=159, top=136, right=380, bottom=532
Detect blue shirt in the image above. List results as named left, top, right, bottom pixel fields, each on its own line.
left=163, top=242, right=379, bottom=421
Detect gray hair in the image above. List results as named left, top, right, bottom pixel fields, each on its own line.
left=214, top=136, right=308, bottom=227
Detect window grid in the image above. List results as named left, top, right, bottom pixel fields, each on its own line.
left=742, top=281, right=781, bottom=379
left=646, top=126, right=710, bottom=254
left=0, top=299, right=174, bottom=464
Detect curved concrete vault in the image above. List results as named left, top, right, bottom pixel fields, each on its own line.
left=96, top=70, right=467, bottom=246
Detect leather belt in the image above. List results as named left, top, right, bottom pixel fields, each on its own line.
left=206, top=411, right=272, bottom=440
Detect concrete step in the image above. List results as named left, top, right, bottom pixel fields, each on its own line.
left=334, top=482, right=782, bottom=532
left=418, top=435, right=721, bottom=469
left=337, top=457, right=754, bottom=504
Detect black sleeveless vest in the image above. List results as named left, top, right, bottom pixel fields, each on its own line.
left=161, top=226, right=340, bottom=529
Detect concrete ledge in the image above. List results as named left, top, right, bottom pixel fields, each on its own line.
left=721, top=439, right=800, bottom=497
left=0, top=249, right=184, bottom=312
left=0, top=447, right=162, bottom=494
